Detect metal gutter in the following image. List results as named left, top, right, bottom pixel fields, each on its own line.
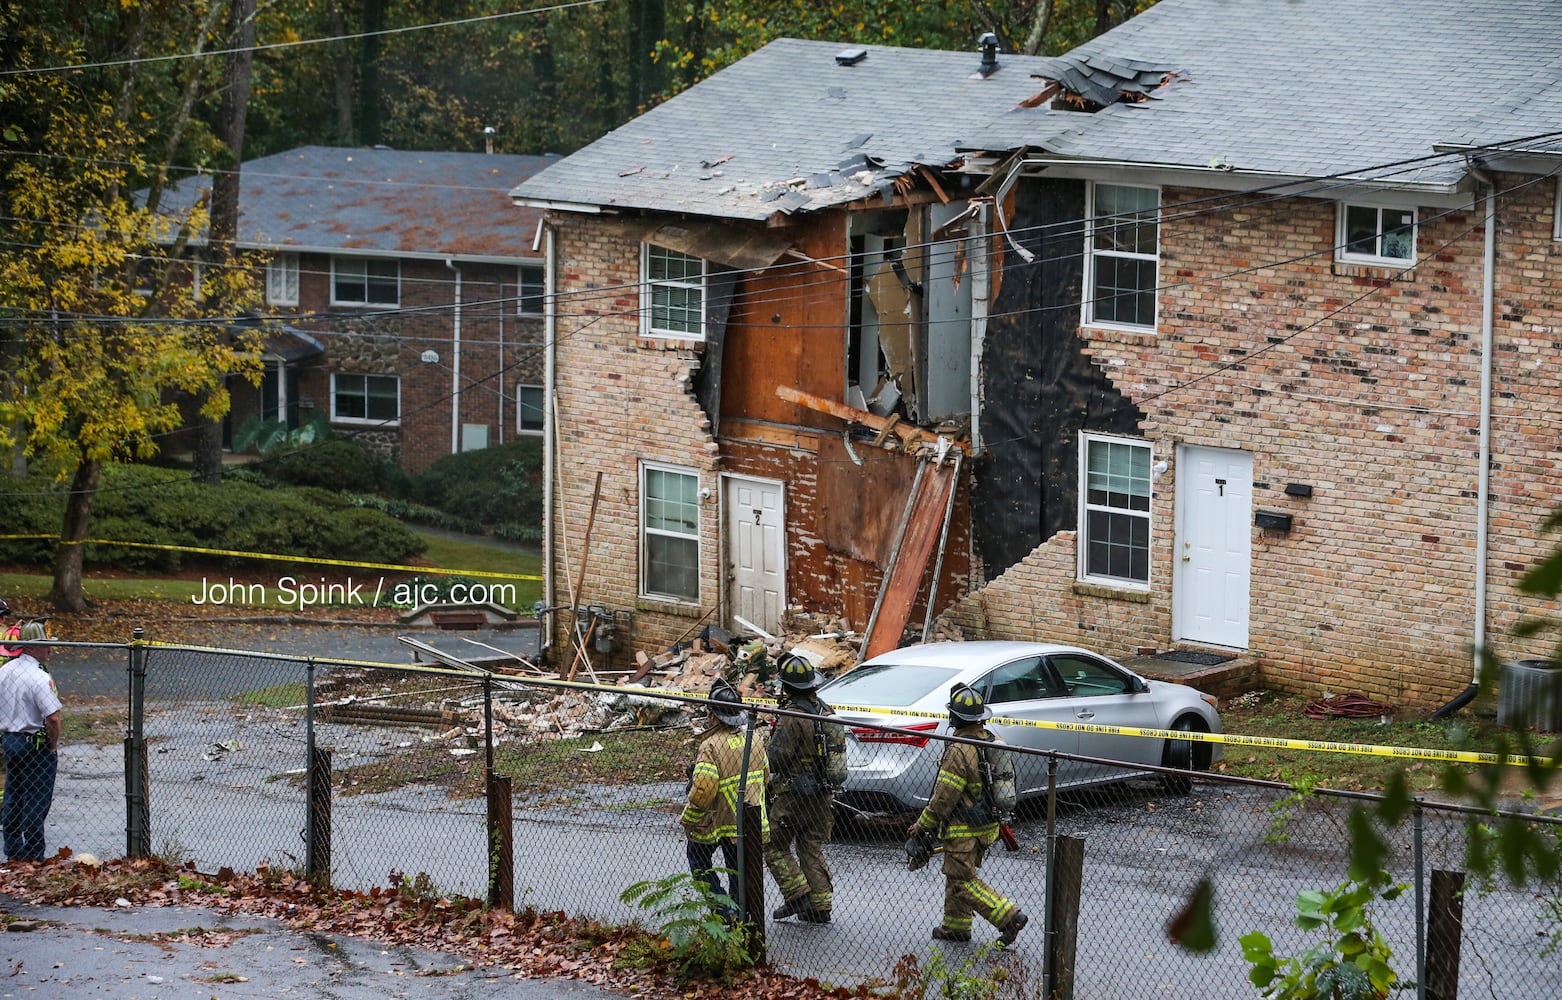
left=445, top=258, right=463, bottom=455
left=542, top=224, right=557, bottom=640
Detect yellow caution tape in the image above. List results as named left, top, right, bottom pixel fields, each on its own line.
left=822, top=701, right=1560, bottom=769
left=0, top=534, right=541, bottom=582
left=130, top=641, right=1559, bottom=769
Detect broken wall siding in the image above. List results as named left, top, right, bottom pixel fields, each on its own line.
left=719, top=435, right=971, bottom=632
left=718, top=216, right=849, bottom=431
left=974, top=177, right=1144, bottom=580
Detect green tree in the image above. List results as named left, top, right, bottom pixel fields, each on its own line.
left=0, top=3, right=267, bottom=610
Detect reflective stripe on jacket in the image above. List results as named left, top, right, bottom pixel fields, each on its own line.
left=915, top=723, right=1000, bottom=846
left=681, top=723, right=769, bottom=844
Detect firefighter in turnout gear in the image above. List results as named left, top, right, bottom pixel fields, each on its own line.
left=907, top=683, right=1028, bottom=947
left=681, top=678, right=769, bottom=920
left=765, top=654, right=841, bottom=924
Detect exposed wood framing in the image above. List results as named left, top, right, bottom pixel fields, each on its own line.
left=775, top=385, right=968, bottom=455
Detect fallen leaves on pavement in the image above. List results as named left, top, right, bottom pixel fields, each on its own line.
left=0, top=854, right=875, bottom=1000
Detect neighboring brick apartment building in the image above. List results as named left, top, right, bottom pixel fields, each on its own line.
left=160, top=146, right=554, bottom=472
left=514, top=0, right=1561, bottom=706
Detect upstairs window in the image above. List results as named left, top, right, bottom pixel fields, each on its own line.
left=267, top=253, right=299, bottom=306
left=1338, top=203, right=1416, bottom=265
left=1085, top=183, right=1159, bottom=329
left=518, top=264, right=545, bottom=315
left=332, top=257, right=399, bottom=307
left=331, top=373, right=400, bottom=424
left=1078, top=434, right=1151, bottom=587
left=642, top=244, right=707, bottom=339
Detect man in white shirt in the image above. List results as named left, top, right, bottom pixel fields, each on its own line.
left=0, top=621, right=62, bottom=861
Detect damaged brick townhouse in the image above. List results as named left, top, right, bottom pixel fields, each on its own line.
left=512, top=0, right=1562, bottom=712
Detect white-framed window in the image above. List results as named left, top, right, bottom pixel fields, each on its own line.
left=1337, top=203, right=1416, bottom=265
left=641, top=462, right=700, bottom=602
left=267, top=252, right=299, bottom=306
left=1078, top=434, right=1152, bottom=587
left=1085, top=183, right=1159, bottom=329
left=641, top=244, right=707, bottom=339
left=516, top=383, right=544, bottom=434
left=518, top=264, right=545, bottom=315
left=332, top=256, right=399, bottom=306
left=331, top=373, right=400, bottom=425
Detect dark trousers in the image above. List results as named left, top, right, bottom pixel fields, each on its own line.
left=2, top=733, right=57, bottom=861
left=686, top=838, right=740, bottom=917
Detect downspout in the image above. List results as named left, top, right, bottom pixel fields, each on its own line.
left=497, top=274, right=506, bottom=445
left=445, top=258, right=463, bottom=455
left=542, top=224, right=557, bottom=637
left=1434, top=168, right=1496, bottom=719
left=1472, top=173, right=1497, bottom=682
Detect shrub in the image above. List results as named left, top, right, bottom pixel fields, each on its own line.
left=259, top=436, right=409, bottom=495
left=408, top=438, right=542, bottom=533
left=0, top=463, right=425, bottom=571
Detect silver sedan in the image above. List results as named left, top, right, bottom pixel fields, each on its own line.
left=817, top=641, right=1223, bottom=819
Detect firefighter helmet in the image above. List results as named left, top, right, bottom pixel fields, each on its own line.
left=708, top=678, right=749, bottom=727
left=947, top=683, right=991, bottom=724
left=777, top=653, right=823, bottom=691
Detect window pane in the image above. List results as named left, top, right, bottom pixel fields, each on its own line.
left=366, top=376, right=399, bottom=420
left=1381, top=210, right=1414, bottom=260
left=645, top=534, right=698, bottom=600
left=649, top=246, right=700, bottom=282
left=1095, top=185, right=1158, bottom=254
left=519, top=266, right=545, bottom=314
left=1344, top=206, right=1379, bottom=255
left=653, top=284, right=702, bottom=334
left=1092, top=256, right=1156, bottom=326
left=1086, top=510, right=1149, bottom=582
left=518, top=385, right=544, bottom=431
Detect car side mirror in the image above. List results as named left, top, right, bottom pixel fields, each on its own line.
left=1131, top=676, right=1150, bottom=694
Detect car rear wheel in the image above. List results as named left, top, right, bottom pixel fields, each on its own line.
left=1160, top=716, right=1207, bottom=795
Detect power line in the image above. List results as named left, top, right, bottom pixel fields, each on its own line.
left=0, top=0, right=612, bottom=78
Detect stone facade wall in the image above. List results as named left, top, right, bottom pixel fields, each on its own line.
left=946, top=177, right=1562, bottom=707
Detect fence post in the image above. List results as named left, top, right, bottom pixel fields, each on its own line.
left=1414, top=801, right=1426, bottom=1000
left=736, top=710, right=765, bottom=964
left=1046, top=835, right=1085, bottom=1000
left=304, top=659, right=331, bottom=887
left=124, top=627, right=151, bottom=858
left=1041, top=755, right=1058, bottom=987
left=485, top=677, right=514, bottom=909
left=1425, top=869, right=1466, bottom=1000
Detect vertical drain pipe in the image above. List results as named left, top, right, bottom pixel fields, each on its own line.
left=542, top=224, right=557, bottom=632
left=446, top=258, right=464, bottom=455
left=1471, top=174, right=1496, bottom=681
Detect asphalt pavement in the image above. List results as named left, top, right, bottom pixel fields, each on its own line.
left=0, top=897, right=620, bottom=999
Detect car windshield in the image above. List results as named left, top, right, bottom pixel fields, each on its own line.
left=820, top=662, right=963, bottom=708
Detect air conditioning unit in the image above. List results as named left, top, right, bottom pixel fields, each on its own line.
left=1496, top=659, right=1562, bottom=732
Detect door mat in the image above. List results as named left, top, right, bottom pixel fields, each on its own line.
left=1155, top=650, right=1237, bottom=666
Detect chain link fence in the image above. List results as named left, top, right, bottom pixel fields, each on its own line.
left=35, top=638, right=1562, bottom=997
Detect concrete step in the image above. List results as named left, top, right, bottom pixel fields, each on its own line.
left=1121, top=650, right=1258, bottom=703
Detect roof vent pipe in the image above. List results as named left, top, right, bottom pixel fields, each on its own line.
left=977, top=33, right=1000, bottom=77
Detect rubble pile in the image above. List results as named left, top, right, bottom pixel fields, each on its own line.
left=315, top=609, right=969, bottom=745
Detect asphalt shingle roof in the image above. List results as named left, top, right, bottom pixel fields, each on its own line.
left=158, top=146, right=554, bottom=259
left=970, top=0, right=1562, bottom=188
left=519, top=1, right=1562, bottom=218
left=510, top=38, right=1059, bottom=221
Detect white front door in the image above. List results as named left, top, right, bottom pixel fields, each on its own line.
left=724, top=475, right=785, bottom=635
left=1174, top=446, right=1252, bottom=648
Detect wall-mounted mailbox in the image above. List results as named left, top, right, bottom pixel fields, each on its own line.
left=1255, top=510, right=1294, bottom=532
left=1284, top=483, right=1313, bottom=498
